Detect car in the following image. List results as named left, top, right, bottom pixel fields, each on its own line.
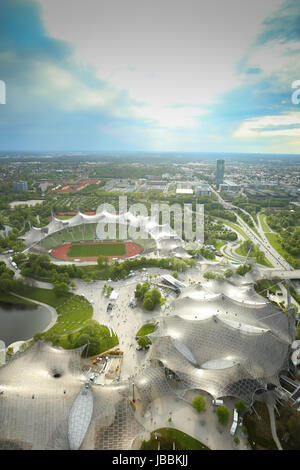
left=212, top=399, right=223, bottom=406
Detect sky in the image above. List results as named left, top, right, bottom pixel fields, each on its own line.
left=0, top=0, right=300, bottom=153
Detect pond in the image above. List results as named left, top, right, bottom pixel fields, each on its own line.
left=0, top=302, right=53, bottom=346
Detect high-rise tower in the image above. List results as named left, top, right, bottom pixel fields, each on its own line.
left=216, top=159, right=225, bottom=189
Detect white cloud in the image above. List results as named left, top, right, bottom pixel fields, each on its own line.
left=233, top=112, right=300, bottom=138
left=36, top=0, right=282, bottom=127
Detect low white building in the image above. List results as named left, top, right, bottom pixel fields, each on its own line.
left=176, top=188, right=193, bottom=195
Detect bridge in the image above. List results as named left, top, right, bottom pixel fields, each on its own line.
left=261, top=269, right=300, bottom=280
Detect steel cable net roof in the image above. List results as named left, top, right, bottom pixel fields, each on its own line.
left=94, top=399, right=145, bottom=450
left=148, top=280, right=292, bottom=405
left=22, top=208, right=185, bottom=255
left=0, top=341, right=86, bottom=450
left=134, top=366, right=175, bottom=408
left=0, top=341, right=138, bottom=450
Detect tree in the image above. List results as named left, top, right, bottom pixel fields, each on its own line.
left=6, top=347, right=14, bottom=360
left=53, top=281, right=69, bottom=297
left=143, top=292, right=155, bottom=311
left=193, top=395, right=206, bottom=412
left=236, top=264, right=251, bottom=276
left=151, top=288, right=161, bottom=304
left=135, top=282, right=150, bottom=300
left=235, top=400, right=246, bottom=414
left=73, top=320, right=118, bottom=357
left=224, top=268, right=233, bottom=278
left=33, top=332, right=43, bottom=342
left=137, top=336, right=151, bottom=348
left=75, top=333, right=90, bottom=349
left=216, top=405, right=230, bottom=425
left=97, top=255, right=109, bottom=267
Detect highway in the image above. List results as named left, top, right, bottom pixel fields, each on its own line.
left=209, top=185, right=293, bottom=271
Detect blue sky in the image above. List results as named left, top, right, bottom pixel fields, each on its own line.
left=0, top=0, right=300, bottom=153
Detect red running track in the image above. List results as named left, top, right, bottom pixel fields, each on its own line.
left=51, top=241, right=142, bottom=261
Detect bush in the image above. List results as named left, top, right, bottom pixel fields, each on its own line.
left=193, top=395, right=206, bottom=412
left=73, top=319, right=118, bottom=356
left=203, top=271, right=218, bottom=280
left=236, top=264, right=252, bottom=276
left=143, top=292, right=155, bottom=311
left=235, top=400, right=246, bottom=414
left=216, top=405, right=230, bottom=425
left=53, top=281, right=69, bottom=297
left=224, top=268, right=233, bottom=278
left=137, top=335, right=151, bottom=348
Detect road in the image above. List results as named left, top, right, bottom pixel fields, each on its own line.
left=209, top=185, right=293, bottom=271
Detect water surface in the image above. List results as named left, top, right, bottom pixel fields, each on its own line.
left=0, top=302, right=52, bottom=346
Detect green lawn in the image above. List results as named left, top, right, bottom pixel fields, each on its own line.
left=221, top=221, right=249, bottom=240
left=136, top=322, right=156, bottom=337
left=140, top=428, right=210, bottom=450
left=265, top=233, right=289, bottom=258
left=67, top=242, right=126, bottom=257
left=0, top=292, right=36, bottom=306
left=255, top=279, right=280, bottom=297
left=235, top=244, right=273, bottom=268
left=213, top=240, right=227, bottom=251
left=258, top=213, right=270, bottom=233
left=265, top=232, right=300, bottom=268
left=60, top=321, right=119, bottom=353
left=17, top=287, right=119, bottom=353
left=19, top=287, right=93, bottom=345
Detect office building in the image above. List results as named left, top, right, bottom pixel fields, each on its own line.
left=13, top=181, right=28, bottom=192
left=216, top=160, right=225, bottom=189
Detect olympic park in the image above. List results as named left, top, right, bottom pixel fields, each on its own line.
left=0, top=208, right=299, bottom=450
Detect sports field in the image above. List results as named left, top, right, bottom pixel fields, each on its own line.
left=51, top=241, right=142, bottom=260
left=67, top=242, right=126, bottom=257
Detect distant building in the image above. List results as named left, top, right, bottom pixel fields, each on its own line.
left=13, top=181, right=28, bottom=192
left=183, top=169, right=194, bottom=179
left=219, top=181, right=239, bottom=192
left=216, top=160, right=225, bottom=189
left=176, top=188, right=193, bottom=195
left=195, top=184, right=211, bottom=196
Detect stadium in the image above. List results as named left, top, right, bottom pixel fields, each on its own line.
left=21, top=209, right=189, bottom=261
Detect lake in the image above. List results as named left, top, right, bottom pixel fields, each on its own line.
left=0, top=302, right=53, bottom=346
